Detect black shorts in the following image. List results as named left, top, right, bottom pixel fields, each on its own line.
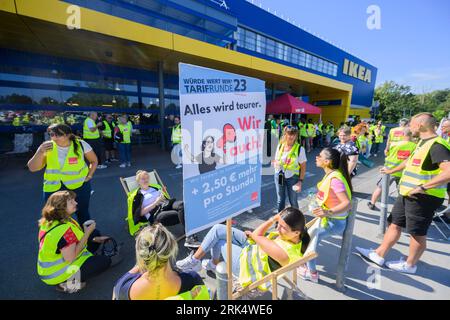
left=387, top=194, right=444, bottom=236
left=376, top=176, right=400, bottom=187
left=103, top=138, right=114, bottom=151
left=447, top=183, right=450, bottom=192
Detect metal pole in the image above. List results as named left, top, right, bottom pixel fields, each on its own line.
left=226, top=219, right=233, bottom=300
left=378, top=173, right=390, bottom=238
left=158, top=61, right=165, bottom=151
left=215, top=261, right=228, bottom=300
left=336, top=199, right=358, bottom=292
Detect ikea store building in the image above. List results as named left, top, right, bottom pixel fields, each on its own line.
left=0, top=0, right=377, bottom=152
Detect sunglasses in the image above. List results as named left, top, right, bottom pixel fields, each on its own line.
left=285, top=125, right=298, bottom=131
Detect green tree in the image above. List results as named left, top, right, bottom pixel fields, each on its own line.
left=374, top=81, right=420, bottom=122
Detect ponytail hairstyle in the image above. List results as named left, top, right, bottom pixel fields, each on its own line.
left=47, top=124, right=81, bottom=157
left=279, top=207, right=310, bottom=255
left=135, top=224, right=178, bottom=278
left=39, top=190, right=76, bottom=227
left=321, top=147, right=353, bottom=193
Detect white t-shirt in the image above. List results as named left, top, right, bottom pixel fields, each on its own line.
left=56, top=140, right=92, bottom=168
left=140, top=188, right=162, bottom=220
left=274, top=144, right=307, bottom=178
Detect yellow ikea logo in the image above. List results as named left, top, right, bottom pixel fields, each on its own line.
left=343, top=59, right=372, bottom=83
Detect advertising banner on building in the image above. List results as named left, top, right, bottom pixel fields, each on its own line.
left=179, top=63, right=266, bottom=236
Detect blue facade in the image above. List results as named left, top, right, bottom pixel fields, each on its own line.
left=0, top=0, right=376, bottom=148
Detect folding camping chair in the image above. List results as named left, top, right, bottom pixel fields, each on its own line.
left=232, top=216, right=319, bottom=300
left=119, top=170, right=185, bottom=242
left=432, top=205, right=450, bottom=241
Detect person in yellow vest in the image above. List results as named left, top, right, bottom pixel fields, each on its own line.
left=38, top=191, right=112, bottom=293
left=272, top=125, right=307, bottom=212
left=83, top=112, right=107, bottom=169
left=176, top=207, right=310, bottom=293
left=28, top=124, right=98, bottom=225
left=116, top=114, right=133, bottom=168
left=127, top=170, right=200, bottom=248
left=371, top=120, right=386, bottom=157
left=324, top=121, right=335, bottom=146
left=357, top=113, right=450, bottom=273
left=297, top=118, right=308, bottom=149
left=306, top=119, right=316, bottom=152
left=22, top=113, right=30, bottom=125
left=12, top=115, right=21, bottom=126
left=102, top=114, right=118, bottom=164
left=171, top=116, right=182, bottom=169
left=113, top=224, right=209, bottom=300
left=439, top=118, right=450, bottom=207
left=367, top=128, right=417, bottom=210
left=298, top=147, right=353, bottom=283
left=384, top=118, right=409, bottom=156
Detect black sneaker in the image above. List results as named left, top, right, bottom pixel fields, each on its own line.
left=184, top=235, right=201, bottom=249
left=367, top=202, right=376, bottom=210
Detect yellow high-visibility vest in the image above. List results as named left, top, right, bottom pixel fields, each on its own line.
left=118, top=122, right=132, bottom=144
left=165, top=285, right=210, bottom=300
left=171, top=124, right=181, bottom=144
left=399, top=136, right=450, bottom=198
left=102, top=120, right=115, bottom=139
left=316, top=170, right=352, bottom=228
left=239, top=232, right=302, bottom=291
left=276, top=142, right=301, bottom=176
left=83, top=118, right=100, bottom=140
left=37, top=218, right=92, bottom=285
left=43, top=140, right=88, bottom=192
left=388, top=126, right=407, bottom=146
left=384, top=141, right=417, bottom=178
left=126, top=184, right=170, bottom=236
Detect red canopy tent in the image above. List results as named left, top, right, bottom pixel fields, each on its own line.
left=266, top=93, right=322, bottom=115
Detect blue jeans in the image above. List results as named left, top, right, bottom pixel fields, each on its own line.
left=118, top=143, right=131, bottom=163
left=43, top=181, right=92, bottom=225
left=200, top=224, right=248, bottom=276
left=274, top=174, right=299, bottom=212
left=306, top=217, right=347, bottom=272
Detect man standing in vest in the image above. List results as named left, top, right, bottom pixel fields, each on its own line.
left=367, top=128, right=417, bottom=210
left=102, top=114, right=118, bottom=164
left=171, top=116, right=182, bottom=169
left=439, top=118, right=450, bottom=207
left=83, top=112, right=107, bottom=169
left=116, top=115, right=133, bottom=168
left=384, top=118, right=409, bottom=156
left=306, top=119, right=316, bottom=153
left=371, top=120, right=386, bottom=157
left=357, top=113, right=450, bottom=273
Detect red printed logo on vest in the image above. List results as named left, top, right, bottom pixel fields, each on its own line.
left=394, top=130, right=404, bottom=137
left=68, top=157, right=78, bottom=165
left=412, top=158, right=421, bottom=166
left=397, top=150, right=411, bottom=160
left=251, top=192, right=258, bottom=201
left=317, top=191, right=325, bottom=201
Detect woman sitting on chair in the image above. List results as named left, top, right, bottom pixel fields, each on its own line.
left=113, top=224, right=210, bottom=300
left=176, top=207, right=310, bottom=293
left=298, top=147, right=352, bottom=283
left=127, top=170, right=200, bottom=248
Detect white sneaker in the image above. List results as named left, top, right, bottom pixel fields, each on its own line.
left=202, top=259, right=216, bottom=272
left=176, top=252, right=201, bottom=272
left=119, top=163, right=127, bottom=168
left=175, top=164, right=182, bottom=169
left=97, top=164, right=107, bottom=169
left=386, top=260, right=417, bottom=274
left=355, top=247, right=385, bottom=267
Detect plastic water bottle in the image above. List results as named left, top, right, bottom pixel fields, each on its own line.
left=307, top=192, right=319, bottom=214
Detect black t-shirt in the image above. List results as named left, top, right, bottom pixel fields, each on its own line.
left=418, top=137, right=450, bottom=171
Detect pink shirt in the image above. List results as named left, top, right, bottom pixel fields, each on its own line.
left=324, top=178, right=347, bottom=209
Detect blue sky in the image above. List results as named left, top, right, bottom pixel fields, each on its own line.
left=257, top=0, right=450, bottom=93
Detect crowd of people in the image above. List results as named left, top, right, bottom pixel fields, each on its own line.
left=28, top=111, right=450, bottom=299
